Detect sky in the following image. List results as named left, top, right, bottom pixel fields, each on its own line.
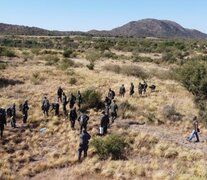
left=0, top=0, right=207, bottom=33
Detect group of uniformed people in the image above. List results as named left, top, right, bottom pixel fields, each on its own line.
left=0, top=82, right=155, bottom=161
left=0, top=100, right=29, bottom=139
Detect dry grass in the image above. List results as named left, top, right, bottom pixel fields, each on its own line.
left=0, top=47, right=206, bottom=180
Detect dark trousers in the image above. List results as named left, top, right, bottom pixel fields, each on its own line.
left=43, top=110, right=49, bottom=117
left=80, top=124, right=87, bottom=133
left=78, top=144, right=88, bottom=161
left=0, top=125, right=4, bottom=138
left=70, top=120, right=75, bottom=128
left=23, top=112, right=28, bottom=123
left=70, top=103, right=75, bottom=109
left=11, top=117, right=16, bottom=128
left=63, top=104, right=67, bottom=116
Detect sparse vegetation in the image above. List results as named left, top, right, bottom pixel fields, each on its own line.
left=91, top=134, right=128, bottom=160
left=0, top=35, right=207, bottom=180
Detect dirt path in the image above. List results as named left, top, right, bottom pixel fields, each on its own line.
left=127, top=122, right=207, bottom=153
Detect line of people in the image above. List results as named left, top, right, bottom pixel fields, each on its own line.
left=0, top=100, right=29, bottom=139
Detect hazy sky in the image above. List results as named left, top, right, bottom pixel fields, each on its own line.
left=0, top=0, right=207, bottom=33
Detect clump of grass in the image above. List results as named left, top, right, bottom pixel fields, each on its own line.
left=162, top=105, right=182, bottom=121
left=59, top=58, right=74, bottom=70
left=103, top=64, right=148, bottom=79
left=91, top=134, right=128, bottom=160
left=45, top=55, right=60, bottom=66
left=119, top=100, right=136, bottom=119
left=30, top=72, right=45, bottom=85
left=81, top=88, right=103, bottom=111
left=69, top=77, right=77, bottom=85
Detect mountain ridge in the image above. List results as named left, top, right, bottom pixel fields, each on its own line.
left=0, top=19, right=207, bottom=39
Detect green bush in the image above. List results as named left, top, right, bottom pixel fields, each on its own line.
left=0, top=63, right=7, bottom=70
left=81, top=88, right=103, bottom=110
left=45, top=55, right=60, bottom=66
left=86, top=62, right=95, bottom=70
left=91, top=134, right=128, bottom=160
left=119, top=100, right=136, bottom=119
left=59, top=58, right=74, bottom=70
left=103, top=64, right=121, bottom=74
left=0, top=47, right=16, bottom=57
left=63, top=49, right=73, bottom=58
left=175, top=60, right=207, bottom=97
left=69, top=77, right=77, bottom=85
left=121, top=65, right=148, bottom=79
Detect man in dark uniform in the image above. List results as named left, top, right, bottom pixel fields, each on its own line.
left=108, top=88, right=115, bottom=100
left=119, top=84, right=126, bottom=97
left=0, top=108, right=6, bottom=139
left=104, top=96, right=111, bottom=115
left=138, top=83, right=143, bottom=96
left=109, top=100, right=118, bottom=123
left=42, top=97, right=50, bottom=117
left=62, top=92, right=68, bottom=116
left=57, top=87, right=63, bottom=102
left=143, top=80, right=148, bottom=94
left=69, top=107, right=77, bottom=129
left=21, top=100, right=29, bottom=124
left=130, top=82, right=134, bottom=96
left=77, top=91, right=82, bottom=109
left=51, top=101, right=60, bottom=116
left=78, top=129, right=91, bottom=161
left=100, top=111, right=110, bottom=135
left=69, top=93, right=76, bottom=109
left=78, top=112, right=89, bottom=134
left=10, top=104, right=16, bottom=128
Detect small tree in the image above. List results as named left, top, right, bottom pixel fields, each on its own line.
left=85, top=50, right=101, bottom=70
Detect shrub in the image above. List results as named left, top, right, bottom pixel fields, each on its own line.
left=86, top=62, right=95, bottom=70
left=69, top=77, right=77, bottom=85
left=59, top=58, right=74, bottom=70
left=121, top=65, right=148, bottom=79
left=81, top=88, right=103, bottom=110
left=162, top=105, right=182, bottom=121
left=85, top=50, right=101, bottom=63
left=30, top=72, right=45, bottom=85
left=0, top=47, right=16, bottom=57
left=63, top=49, right=73, bottom=58
left=103, top=64, right=121, bottom=74
left=119, top=100, right=136, bottom=119
left=175, top=60, right=207, bottom=97
left=45, top=55, right=60, bottom=66
left=0, top=63, right=7, bottom=70
left=91, top=134, right=128, bottom=160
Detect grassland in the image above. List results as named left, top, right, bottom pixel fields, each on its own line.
left=0, top=36, right=207, bottom=180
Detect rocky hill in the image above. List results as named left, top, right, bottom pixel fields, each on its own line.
left=89, top=19, right=207, bottom=39
left=0, top=19, right=207, bottom=39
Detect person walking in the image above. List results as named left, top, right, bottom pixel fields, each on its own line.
left=78, top=129, right=91, bottom=161
left=187, top=116, right=200, bottom=142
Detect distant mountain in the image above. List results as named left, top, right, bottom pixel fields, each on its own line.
left=0, top=19, right=207, bottom=39
left=0, top=23, right=86, bottom=36
left=88, top=19, right=207, bottom=39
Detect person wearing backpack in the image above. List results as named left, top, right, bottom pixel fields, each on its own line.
left=78, top=129, right=91, bottom=161
left=51, top=101, right=60, bottom=116
left=109, top=100, right=118, bottom=123
left=62, top=92, right=68, bottom=116
left=69, top=107, right=77, bottom=129
left=57, top=86, right=63, bottom=103
left=0, top=108, right=7, bottom=139
left=119, top=84, right=126, bottom=97
left=69, top=93, right=76, bottom=109
left=78, top=112, right=89, bottom=134
left=42, top=97, right=50, bottom=117
left=108, top=88, right=115, bottom=100
left=100, top=111, right=110, bottom=135
left=21, top=100, right=29, bottom=124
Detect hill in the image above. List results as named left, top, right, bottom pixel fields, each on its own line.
left=1, top=19, right=207, bottom=39
left=88, top=19, right=207, bottom=39
left=0, top=23, right=86, bottom=36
